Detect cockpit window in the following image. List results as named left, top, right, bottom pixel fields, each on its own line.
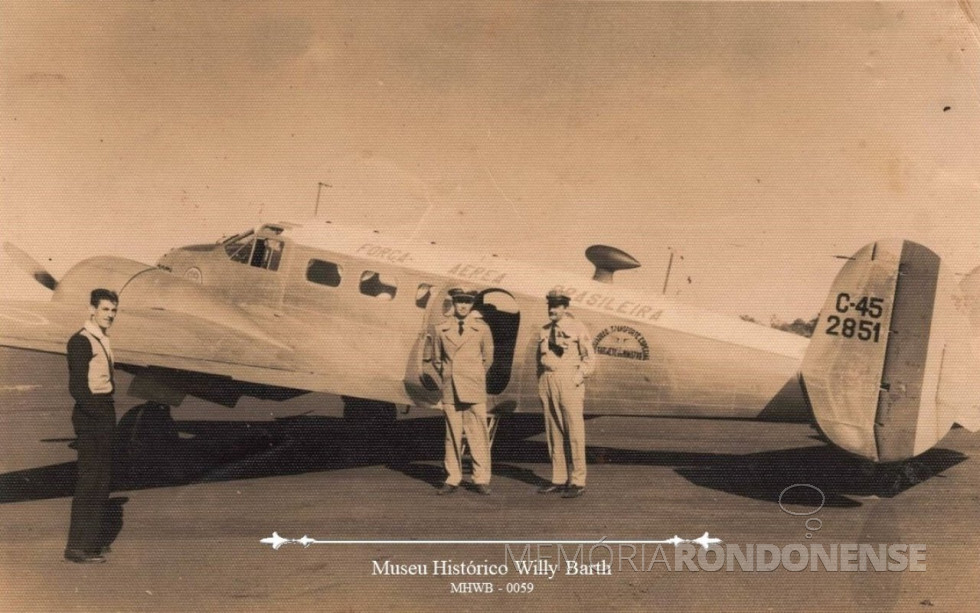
left=224, top=231, right=255, bottom=262
left=260, top=225, right=286, bottom=236
left=222, top=230, right=253, bottom=246
left=224, top=231, right=283, bottom=272
left=252, top=238, right=284, bottom=271
left=226, top=237, right=254, bottom=264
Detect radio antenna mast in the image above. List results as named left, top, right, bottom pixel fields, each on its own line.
left=314, top=182, right=331, bottom=218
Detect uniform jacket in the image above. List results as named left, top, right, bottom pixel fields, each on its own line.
left=433, top=312, right=494, bottom=404
left=538, top=312, right=596, bottom=377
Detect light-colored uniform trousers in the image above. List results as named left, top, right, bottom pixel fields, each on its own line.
left=539, top=368, right=587, bottom=487
left=443, top=402, right=491, bottom=486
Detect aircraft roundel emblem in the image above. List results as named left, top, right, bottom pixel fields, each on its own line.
left=184, top=267, right=203, bottom=283
left=593, top=325, right=650, bottom=361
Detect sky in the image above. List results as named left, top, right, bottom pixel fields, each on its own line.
left=1, top=1, right=979, bottom=321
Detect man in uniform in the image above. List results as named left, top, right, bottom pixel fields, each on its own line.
left=537, top=289, right=596, bottom=498
left=64, top=288, right=119, bottom=563
left=432, top=288, right=495, bottom=495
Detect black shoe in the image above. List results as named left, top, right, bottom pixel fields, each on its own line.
left=437, top=483, right=458, bottom=495
left=561, top=485, right=585, bottom=498
left=65, top=550, right=107, bottom=564
left=537, top=483, right=564, bottom=494
left=473, top=484, right=492, bottom=496
left=100, top=545, right=112, bottom=555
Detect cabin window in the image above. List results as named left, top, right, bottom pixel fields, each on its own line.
left=360, top=271, right=397, bottom=300
left=415, top=284, right=433, bottom=309
left=307, top=259, right=342, bottom=287
left=250, top=238, right=284, bottom=271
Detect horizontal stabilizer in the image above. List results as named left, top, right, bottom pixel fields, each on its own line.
left=801, top=240, right=980, bottom=462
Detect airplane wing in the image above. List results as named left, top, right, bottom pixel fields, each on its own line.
left=0, top=300, right=328, bottom=396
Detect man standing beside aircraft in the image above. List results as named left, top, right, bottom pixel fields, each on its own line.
left=538, top=289, right=596, bottom=498
left=64, top=288, right=119, bottom=563
left=432, top=288, right=495, bottom=495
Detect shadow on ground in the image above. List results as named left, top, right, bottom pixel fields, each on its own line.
left=0, top=412, right=967, bottom=510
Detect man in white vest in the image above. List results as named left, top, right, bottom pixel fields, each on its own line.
left=64, top=288, right=119, bottom=563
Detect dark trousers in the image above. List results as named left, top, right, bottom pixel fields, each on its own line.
left=66, top=396, right=115, bottom=555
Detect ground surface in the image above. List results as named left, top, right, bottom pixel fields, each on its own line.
left=1, top=349, right=978, bottom=612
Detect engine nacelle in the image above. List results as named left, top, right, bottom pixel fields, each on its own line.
left=53, top=256, right=285, bottom=348
left=53, top=256, right=156, bottom=306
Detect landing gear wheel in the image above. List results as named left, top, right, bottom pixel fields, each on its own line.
left=116, top=402, right=178, bottom=462
left=341, top=396, right=397, bottom=426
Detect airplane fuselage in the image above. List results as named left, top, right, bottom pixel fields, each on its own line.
left=154, top=221, right=811, bottom=420
left=9, top=223, right=975, bottom=463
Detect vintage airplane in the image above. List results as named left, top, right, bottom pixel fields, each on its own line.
left=1, top=220, right=978, bottom=464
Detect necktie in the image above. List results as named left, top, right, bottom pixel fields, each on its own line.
left=549, top=324, right=564, bottom=356
left=458, top=320, right=464, bottom=336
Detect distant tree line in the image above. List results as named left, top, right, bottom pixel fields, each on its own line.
left=739, top=314, right=818, bottom=338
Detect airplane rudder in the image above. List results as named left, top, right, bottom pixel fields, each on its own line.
left=801, top=239, right=976, bottom=462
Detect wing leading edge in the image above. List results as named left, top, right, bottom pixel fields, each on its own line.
left=0, top=300, right=331, bottom=398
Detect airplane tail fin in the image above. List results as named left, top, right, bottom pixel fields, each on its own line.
left=801, top=239, right=980, bottom=463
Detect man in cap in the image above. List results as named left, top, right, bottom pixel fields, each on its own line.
left=537, top=289, right=596, bottom=498
left=432, top=288, right=495, bottom=495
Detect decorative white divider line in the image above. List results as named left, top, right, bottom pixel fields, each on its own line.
left=261, top=532, right=722, bottom=550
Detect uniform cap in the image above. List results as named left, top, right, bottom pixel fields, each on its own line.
left=449, top=287, right=478, bottom=303
left=546, top=289, right=571, bottom=307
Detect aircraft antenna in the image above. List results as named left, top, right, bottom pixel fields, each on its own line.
left=483, top=166, right=528, bottom=229
left=314, top=182, right=331, bottom=218
left=409, top=182, right=439, bottom=242
left=662, top=248, right=675, bottom=294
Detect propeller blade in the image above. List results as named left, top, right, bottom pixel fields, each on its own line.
left=2, top=242, right=57, bottom=290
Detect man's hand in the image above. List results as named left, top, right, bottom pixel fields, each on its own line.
left=573, top=369, right=584, bottom=387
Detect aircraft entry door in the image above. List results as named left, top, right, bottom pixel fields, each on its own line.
left=403, top=287, right=521, bottom=409
left=476, top=289, right=520, bottom=396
